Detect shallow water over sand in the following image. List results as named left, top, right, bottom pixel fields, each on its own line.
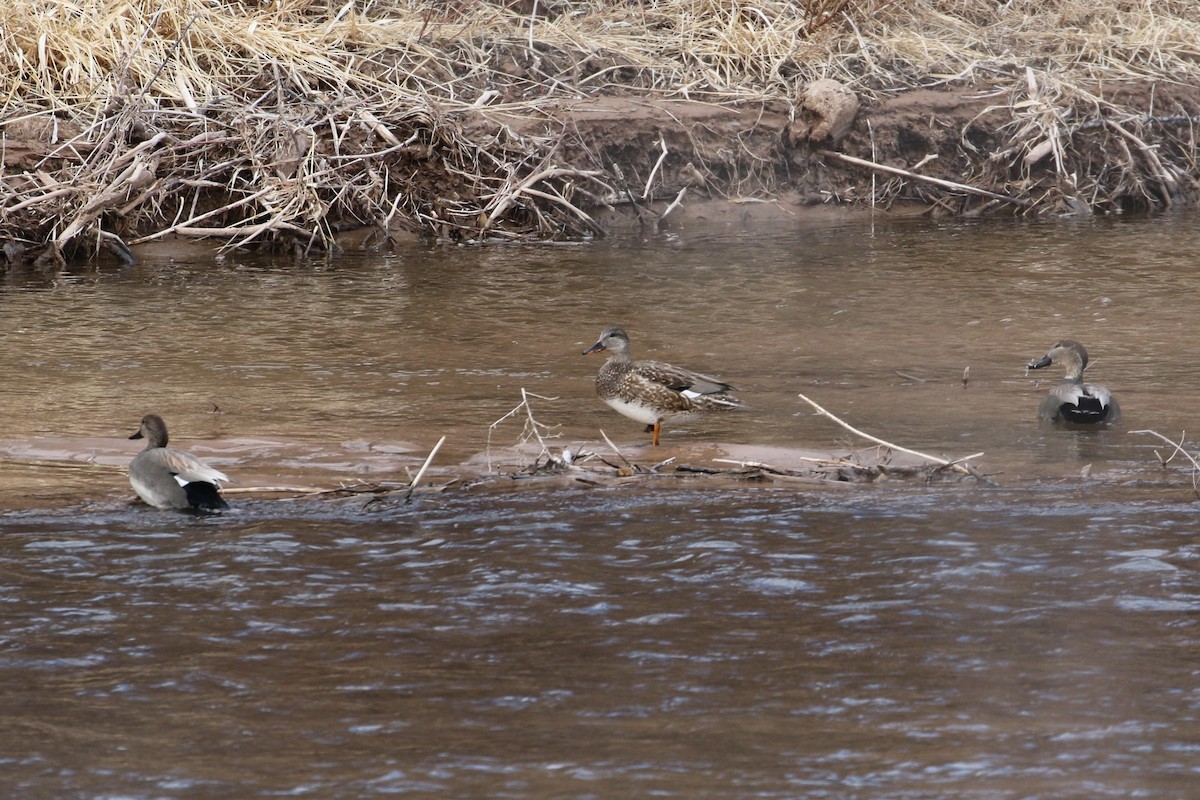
left=2, top=212, right=1199, bottom=796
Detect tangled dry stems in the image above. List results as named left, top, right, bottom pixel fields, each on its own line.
left=2, top=0, right=1199, bottom=262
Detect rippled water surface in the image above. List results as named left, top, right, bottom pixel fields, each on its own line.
left=2, top=212, right=1199, bottom=797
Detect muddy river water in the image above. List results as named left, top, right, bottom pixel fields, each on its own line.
left=1, top=211, right=1198, bottom=797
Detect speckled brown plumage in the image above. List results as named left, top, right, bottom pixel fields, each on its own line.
left=583, top=326, right=743, bottom=445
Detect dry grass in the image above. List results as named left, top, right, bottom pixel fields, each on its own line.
left=2, top=0, right=1199, bottom=260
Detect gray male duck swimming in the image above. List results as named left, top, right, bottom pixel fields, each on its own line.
left=583, top=326, right=744, bottom=446
left=1026, top=339, right=1120, bottom=424
left=129, top=414, right=230, bottom=510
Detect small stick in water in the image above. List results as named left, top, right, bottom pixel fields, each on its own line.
left=405, top=436, right=446, bottom=503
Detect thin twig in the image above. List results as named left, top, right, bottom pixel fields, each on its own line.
left=486, top=389, right=561, bottom=472
left=821, top=150, right=1032, bottom=207
left=128, top=187, right=276, bottom=244
left=527, top=0, right=538, bottom=50
left=1130, top=429, right=1200, bottom=494
left=659, top=187, right=687, bottom=221
left=649, top=456, right=676, bottom=472
left=518, top=388, right=551, bottom=453
left=797, top=392, right=983, bottom=477
left=405, top=435, right=446, bottom=503
left=643, top=135, right=668, bottom=200
left=599, top=429, right=634, bottom=469
left=483, top=166, right=603, bottom=229
left=222, top=486, right=325, bottom=495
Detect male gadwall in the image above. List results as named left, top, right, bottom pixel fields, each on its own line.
left=1026, top=340, right=1120, bottom=424
left=129, top=414, right=229, bottom=510
left=582, top=326, right=743, bottom=446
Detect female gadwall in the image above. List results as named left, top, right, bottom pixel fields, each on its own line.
left=129, top=414, right=229, bottom=510
left=582, top=326, right=743, bottom=446
left=1026, top=340, right=1120, bottom=424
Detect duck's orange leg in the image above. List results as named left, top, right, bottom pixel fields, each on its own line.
left=651, top=420, right=662, bottom=446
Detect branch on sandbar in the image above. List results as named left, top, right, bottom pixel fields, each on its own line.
left=405, top=435, right=446, bottom=503
left=797, top=392, right=986, bottom=480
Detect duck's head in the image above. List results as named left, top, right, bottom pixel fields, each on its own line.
left=1028, top=340, right=1089, bottom=376
left=583, top=326, right=631, bottom=357
left=130, top=414, right=170, bottom=448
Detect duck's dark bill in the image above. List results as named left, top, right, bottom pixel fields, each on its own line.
left=1027, top=355, right=1052, bottom=370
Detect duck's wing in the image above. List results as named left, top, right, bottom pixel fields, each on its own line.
left=1084, top=383, right=1119, bottom=421
left=1101, top=393, right=1120, bottom=421
left=1056, top=380, right=1119, bottom=411
left=1047, top=381, right=1118, bottom=423
left=159, top=448, right=230, bottom=486
left=1082, top=383, right=1115, bottom=409
left=636, top=359, right=736, bottom=396
left=1050, top=381, right=1088, bottom=407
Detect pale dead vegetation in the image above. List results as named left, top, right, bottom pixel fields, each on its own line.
left=475, top=388, right=990, bottom=487
left=1132, top=429, right=1200, bottom=496
left=2, top=0, right=1198, bottom=263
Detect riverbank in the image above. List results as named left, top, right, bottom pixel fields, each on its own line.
left=3, top=0, right=1199, bottom=264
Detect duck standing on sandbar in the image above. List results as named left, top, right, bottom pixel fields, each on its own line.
left=129, top=414, right=230, bottom=510
left=1026, top=339, right=1120, bottom=424
left=583, top=326, right=744, bottom=446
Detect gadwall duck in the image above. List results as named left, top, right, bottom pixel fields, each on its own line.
left=1026, top=340, right=1120, bottom=424
left=583, top=326, right=743, bottom=446
left=129, top=414, right=229, bottom=510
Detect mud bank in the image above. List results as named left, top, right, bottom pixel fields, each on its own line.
left=8, top=80, right=1199, bottom=267
left=479, top=81, right=1200, bottom=233
left=3, top=1, right=1199, bottom=263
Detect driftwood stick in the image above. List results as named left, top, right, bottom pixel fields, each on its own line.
left=659, top=187, right=687, bottom=221
left=169, top=221, right=314, bottom=239
left=222, top=486, right=326, bottom=495
left=6, top=187, right=74, bottom=213
left=797, top=392, right=981, bottom=476
left=714, top=456, right=853, bottom=471
left=518, top=185, right=603, bottom=233
left=821, top=150, right=1031, bottom=207
left=643, top=135, right=668, bottom=200
left=129, top=189, right=276, bottom=244
left=405, top=435, right=446, bottom=503
left=599, top=429, right=634, bottom=470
